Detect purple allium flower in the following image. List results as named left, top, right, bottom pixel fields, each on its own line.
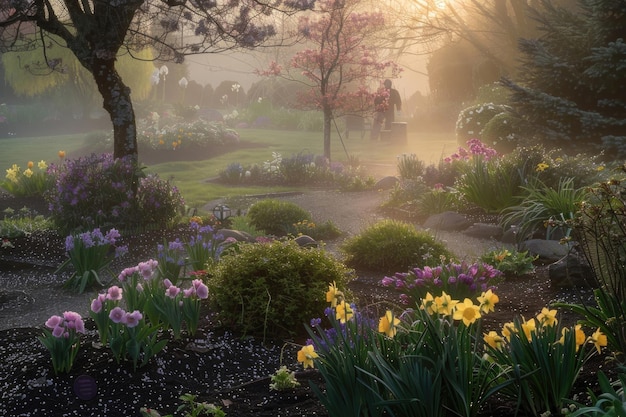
left=124, top=310, right=143, bottom=328
left=65, top=235, right=75, bottom=252
left=165, top=286, right=181, bottom=298
left=107, top=286, right=123, bottom=301
left=109, top=307, right=126, bottom=323
left=45, top=315, right=63, bottom=329
left=381, top=276, right=394, bottom=286
left=91, top=297, right=103, bottom=313
left=195, top=282, right=208, bottom=299
left=310, top=318, right=322, bottom=327
left=52, top=325, right=65, bottom=338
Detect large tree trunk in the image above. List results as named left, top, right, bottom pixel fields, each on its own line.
left=92, top=57, right=138, bottom=164
left=323, top=105, right=332, bottom=161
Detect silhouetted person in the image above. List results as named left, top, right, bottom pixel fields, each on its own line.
left=371, top=79, right=402, bottom=140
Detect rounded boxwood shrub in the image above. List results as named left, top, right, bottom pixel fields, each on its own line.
left=207, top=240, right=352, bottom=338
left=246, top=198, right=312, bottom=236
left=455, top=103, right=511, bottom=146
left=340, top=219, right=452, bottom=273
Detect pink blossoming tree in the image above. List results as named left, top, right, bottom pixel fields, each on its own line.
left=262, top=0, right=400, bottom=161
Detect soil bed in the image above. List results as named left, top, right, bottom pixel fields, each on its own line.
left=0, top=189, right=608, bottom=417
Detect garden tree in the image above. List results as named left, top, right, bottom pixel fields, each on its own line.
left=502, top=0, right=626, bottom=156
left=261, top=0, right=400, bottom=161
left=0, top=0, right=314, bottom=164
left=386, top=0, right=576, bottom=103
left=2, top=42, right=154, bottom=118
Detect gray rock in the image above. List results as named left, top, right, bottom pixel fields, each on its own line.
left=519, top=239, right=571, bottom=262
left=423, top=211, right=471, bottom=231
left=218, top=229, right=255, bottom=243
left=463, top=223, right=503, bottom=240
left=549, top=254, right=594, bottom=288
left=374, top=176, right=399, bottom=190
left=294, top=235, right=318, bottom=247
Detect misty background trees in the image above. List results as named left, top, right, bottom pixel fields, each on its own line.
left=0, top=0, right=624, bottom=159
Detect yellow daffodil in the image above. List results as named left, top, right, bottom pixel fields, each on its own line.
left=335, top=300, right=354, bottom=323
left=378, top=310, right=400, bottom=338
left=5, top=167, right=18, bottom=182
left=536, top=162, right=549, bottom=172
left=420, top=292, right=436, bottom=314
left=484, top=331, right=504, bottom=350
left=326, top=281, right=343, bottom=307
left=494, top=249, right=510, bottom=262
left=537, top=307, right=558, bottom=327
left=58, top=150, right=66, bottom=159
left=596, top=165, right=605, bottom=171
left=37, top=160, right=47, bottom=170
left=502, top=321, right=516, bottom=341
left=477, top=289, right=499, bottom=314
left=434, top=291, right=459, bottom=316
left=521, top=318, right=537, bottom=341
left=27, top=161, right=34, bottom=169
left=23, top=168, right=33, bottom=178
left=297, top=345, right=318, bottom=369
left=453, top=298, right=481, bottom=326
left=559, top=325, right=586, bottom=351
left=590, top=328, right=607, bottom=354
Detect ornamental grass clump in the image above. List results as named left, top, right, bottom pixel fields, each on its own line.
left=340, top=219, right=452, bottom=273
left=381, top=260, right=502, bottom=303
left=57, top=227, right=128, bottom=293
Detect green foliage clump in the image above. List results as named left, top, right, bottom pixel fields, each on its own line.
left=501, top=177, right=587, bottom=242
left=481, top=112, right=526, bottom=154
left=396, top=153, right=425, bottom=180
left=480, top=248, right=536, bottom=276
left=0, top=207, right=52, bottom=239
left=455, top=155, right=523, bottom=214
left=207, top=240, right=352, bottom=338
left=247, top=199, right=312, bottom=236
left=340, top=219, right=452, bottom=273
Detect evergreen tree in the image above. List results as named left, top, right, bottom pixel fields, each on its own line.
left=502, top=0, right=626, bottom=157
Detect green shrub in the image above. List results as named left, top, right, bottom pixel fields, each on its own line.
left=207, top=240, right=352, bottom=338
left=481, top=112, right=526, bottom=154
left=247, top=199, right=312, bottom=236
left=340, top=220, right=452, bottom=273
left=416, top=188, right=461, bottom=216
left=455, top=103, right=511, bottom=146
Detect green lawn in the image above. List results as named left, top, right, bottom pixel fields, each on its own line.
left=0, top=127, right=457, bottom=211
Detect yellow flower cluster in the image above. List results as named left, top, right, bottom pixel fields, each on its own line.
left=484, top=307, right=607, bottom=353
left=536, top=162, right=549, bottom=172
left=421, top=289, right=500, bottom=327
left=5, top=160, right=48, bottom=183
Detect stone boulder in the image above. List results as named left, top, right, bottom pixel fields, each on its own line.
left=294, top=235, right=318, bottom=247
left=375, top=176, right=399, bottom=190
left=519, top=239, right=571, bottom=262
left=423, top=211, right=471, bottom=231
left=549, top=254, right=594, bottom=288
left=219, top=229, right=255, bottom=243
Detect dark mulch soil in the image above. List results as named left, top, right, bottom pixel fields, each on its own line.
left=0, top=190, right=614, bottom=417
